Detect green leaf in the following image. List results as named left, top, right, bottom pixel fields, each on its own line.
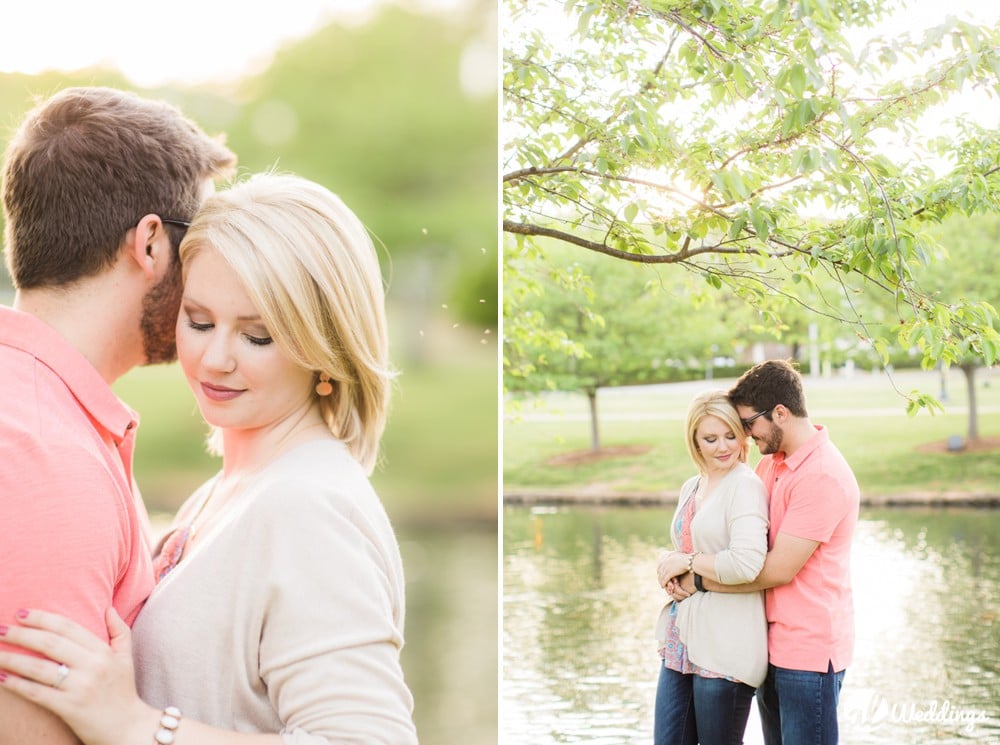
left=789, top=64, right=807, bottom=97
left=576, top=3, right=599, bottom=36
left=728, top=216, right=748, bottom=240
left=750, top=207, right=770, bottom=241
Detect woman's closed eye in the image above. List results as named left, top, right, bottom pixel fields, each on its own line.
left=184, top=312, right=272, bottom=346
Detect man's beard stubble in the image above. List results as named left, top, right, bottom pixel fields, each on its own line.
left=139, top=253, right=183, bottom=365
left=755, top=424, right=784, bottom=456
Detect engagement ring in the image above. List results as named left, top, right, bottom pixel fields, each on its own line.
left=53, top=663, right=70, bottom=688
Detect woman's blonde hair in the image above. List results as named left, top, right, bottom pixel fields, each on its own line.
left=684, top=389, right=748, bottom=474
left=180, top=173, right=393, bottom=473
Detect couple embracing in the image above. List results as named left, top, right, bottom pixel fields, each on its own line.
left=0, top=87, right=417, bottom=744
left=654, top=360, right=860, bottom=745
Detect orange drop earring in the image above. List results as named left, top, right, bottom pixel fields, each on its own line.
left=315, top=373, right=333, bottom=397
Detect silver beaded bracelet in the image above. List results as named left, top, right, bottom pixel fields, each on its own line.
left=153, top=706, right=182, bottom=744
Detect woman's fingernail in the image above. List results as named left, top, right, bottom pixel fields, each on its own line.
left=0, top=625, right=7, bottom=635
left=0, top=672, right=7, bottom=682
left=15, top=610, right=28, bottom=620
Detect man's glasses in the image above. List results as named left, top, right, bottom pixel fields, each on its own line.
left=160, top=217, right=191, bottom=250
left=741, top=407, right=774, bottom=431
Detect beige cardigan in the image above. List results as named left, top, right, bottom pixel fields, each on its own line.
left=132, top=439, right=417, bottom=744
left=655, top=462, right=770, bottom=687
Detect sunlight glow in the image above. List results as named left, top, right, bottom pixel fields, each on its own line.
left=0, top=0, right=467, bottom=87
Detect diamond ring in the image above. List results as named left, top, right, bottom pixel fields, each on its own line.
left=53, top=663, right=70, bottom=688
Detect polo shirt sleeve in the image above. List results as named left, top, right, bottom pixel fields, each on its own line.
left=778, top=470, right=853, bottom=544
left=0, top=438, right=129, bottom=651
left=252, top=480, right=417, bottom=745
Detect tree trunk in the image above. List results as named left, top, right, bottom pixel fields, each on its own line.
left=587, top=388, right=600, bottom=451
left=962, top=363, right=979, bottom=442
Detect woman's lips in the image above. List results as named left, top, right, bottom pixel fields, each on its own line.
left=200, top=382, right=246, bottom=402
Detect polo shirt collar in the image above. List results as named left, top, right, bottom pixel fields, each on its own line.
left=0, top=306, right=138, bottom=443
left=772, top=424, right=828, bottom=471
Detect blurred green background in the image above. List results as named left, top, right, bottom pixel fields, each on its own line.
left=0, top=3, right=498, bottom=744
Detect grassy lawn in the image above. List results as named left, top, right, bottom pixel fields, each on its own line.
left=114, top=320, right=497, bottom=525
left=504, top=368, right=1000, bottom=500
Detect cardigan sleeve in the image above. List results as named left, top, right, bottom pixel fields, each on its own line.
left=713, top=471, right=769, bottom=585
left=251, top=476, right=417, bottom=745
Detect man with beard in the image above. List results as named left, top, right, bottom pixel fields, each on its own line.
left=0, top=87, right=235, bottom=744
left=671, top=359, right=860, bottom=745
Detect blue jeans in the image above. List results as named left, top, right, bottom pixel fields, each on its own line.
left=757, top=662, right=845, bottom=745
left=654, top=664, right=756, bottom=745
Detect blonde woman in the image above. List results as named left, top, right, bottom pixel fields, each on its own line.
left=653, top=390, right=768, bottom=745
left=0, top=174, right=417, bottom=745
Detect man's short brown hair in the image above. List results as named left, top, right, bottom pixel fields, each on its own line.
left=2, top=86, right=236, bottom=289
left=728, top=358, right=809, bottom=417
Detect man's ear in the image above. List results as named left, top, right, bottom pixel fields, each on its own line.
left=127, top=214, right=165, bottom=279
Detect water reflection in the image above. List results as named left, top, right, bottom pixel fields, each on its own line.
left=401, top=525, right=498, bottom=745
left=502, top=506, right=999, bottom=744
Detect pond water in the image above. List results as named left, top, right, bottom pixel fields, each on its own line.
left=502, top=506, right=999, bottom=744
left=400, top=525, right=498, bottom=745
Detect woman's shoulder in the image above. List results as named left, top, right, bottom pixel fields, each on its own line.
left=246, top=440, right=382, bottom=517
left=731, top=461, right=765, bottom=484
left=270, top=438, right=367, bottom=482
left=715, top=462, right=766, bottom=497
left=726, top=463, right=769, bottom=503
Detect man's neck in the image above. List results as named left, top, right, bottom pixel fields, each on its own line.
left=14, top=279, right=142, bottom=385
left=779, top=418, right=818, bottom=457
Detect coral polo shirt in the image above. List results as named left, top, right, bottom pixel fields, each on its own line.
left=0, top=306, right=153, bottom=649
left=755, top=425, right=860, bottom=673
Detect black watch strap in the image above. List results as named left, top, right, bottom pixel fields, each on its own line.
left=694, top=573, right=706, bottom=592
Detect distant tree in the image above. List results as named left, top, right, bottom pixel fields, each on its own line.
left=919, top=214, right=1000, bottom=441
left=504, top=0, right=1000, bottom=410
left=225, top=5, right=498, bottom=328
left=506, top=245, right=741, bottom=448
